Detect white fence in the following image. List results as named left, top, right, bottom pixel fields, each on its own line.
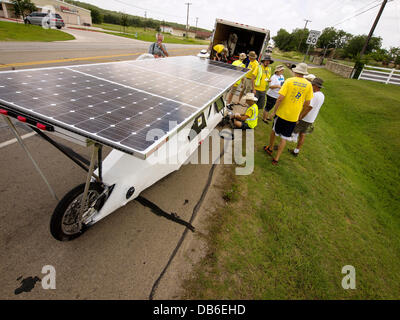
left=358, top=65, right=400, bottom=86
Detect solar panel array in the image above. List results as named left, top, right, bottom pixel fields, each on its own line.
left=0, top=56, right=246, bottom=158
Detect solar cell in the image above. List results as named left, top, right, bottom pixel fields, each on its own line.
left=0, top=56, right=246, bottom=158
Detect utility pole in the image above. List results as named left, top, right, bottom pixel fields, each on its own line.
left=359, top=0, right=388, bottom=58
left=352, top=0, right=388, bottom=78
left=185, top=2, right=192, bottom=38
left=195, top=17, right=198, bottom=37
left=298, top=19, right=311, bottom=52
left=144, top=11, right=147, bottom=31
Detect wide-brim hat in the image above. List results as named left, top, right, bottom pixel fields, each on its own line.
left=244, top=93, right=258, bottom=101
left=312, top=77, right=324, bottom=88
left=304, top=73, right=316, bottom=81
left=261, top=55, right=274, bottom=63
left=248, top=51, right=257, bottom=59
left=274, top=65, right=284, bottom=72
left=292, top=62, right=309, bottom=75
left=239, top=53, right=246, bottom=60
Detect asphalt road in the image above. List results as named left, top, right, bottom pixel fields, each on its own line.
left=0, top=28, right=225, bottom=299
left=0, top=27, right=208, bottom=69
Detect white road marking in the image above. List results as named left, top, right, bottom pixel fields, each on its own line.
left=0, top=132, right=36, bottom=149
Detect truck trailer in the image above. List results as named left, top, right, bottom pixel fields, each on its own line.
left=209, top=18, right=270, bottom=63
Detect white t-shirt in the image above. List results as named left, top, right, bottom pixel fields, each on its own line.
left=266, top=74, right=285, bottom=99
left=302, top=91, right=325, bottom=123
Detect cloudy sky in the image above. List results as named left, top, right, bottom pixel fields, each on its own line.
left=80, top=0, right=400, bottom=49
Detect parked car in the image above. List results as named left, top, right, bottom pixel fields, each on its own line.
left=24, top=12, right=65, bottom=29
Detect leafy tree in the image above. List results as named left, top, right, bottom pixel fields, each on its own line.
left=11, top=0, right=37, bottom=22
left=272, top=28, right=292, bottom=51
left=291, top=28, right=309, bottom=52
left=344, top=35, right=382, bottom=58
left=120, top=13, right=129, bottom=33
left=91, top=8, right=103, bottom=24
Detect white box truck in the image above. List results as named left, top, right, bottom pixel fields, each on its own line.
left=209, top=18, right=270, bottom=63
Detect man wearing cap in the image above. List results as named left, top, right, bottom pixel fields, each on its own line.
left=264, top=62, right=313, bottom=165
left=289, top=77, right=325, bottom=157
left=231, top=93, right=259, bottom=130
left=253, top=55, right=274, bottom=112
left=226, top=53, right=247, bottom=107
left=238, top=51, right=259, bottom=104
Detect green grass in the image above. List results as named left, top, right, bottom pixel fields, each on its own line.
left=94, top=23, right=209, bottom=45
left=183, top=66, right=400, bottom=299
left=0, top=21, right=75, bottom=41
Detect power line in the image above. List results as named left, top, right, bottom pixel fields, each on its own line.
left=332, top=1, right=384, bottom=27
left=111, top=0, right=186, bottom=20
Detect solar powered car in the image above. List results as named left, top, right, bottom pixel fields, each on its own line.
left=0, top=56, right=247, bottom=241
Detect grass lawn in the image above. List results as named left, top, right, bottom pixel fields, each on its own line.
left=0, top=21, right=75, bottom=41
left=94, top=23, right=209, bottom=45
left=183, top=65, right=400, bottom=299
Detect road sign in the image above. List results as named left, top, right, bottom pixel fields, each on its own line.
left=306, top=30, right=321, bottom=46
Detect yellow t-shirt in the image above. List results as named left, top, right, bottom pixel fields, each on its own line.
left=253, top=65, right=272, bottom=92
left=232, top=60, right=245, bottom=86
left=276, top=77, right=313, bottom=122
left=245, top=103, right=259, bottom=129
left=246, top=59, right=259, bottom=79
left=213, top=44, right=225, bottom=53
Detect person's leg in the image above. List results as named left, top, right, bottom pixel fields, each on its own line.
left=267, top=129, right=276, bottom=151
left=226, top=86, right=236, bottom=105
left=274, top=138, right=287, bottom=161
left=295, top=133, right=306, bottom=153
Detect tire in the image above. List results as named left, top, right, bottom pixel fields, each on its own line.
left=50, top=182, right=104, bottom=241
left=56, top=26, right=61, bottom=29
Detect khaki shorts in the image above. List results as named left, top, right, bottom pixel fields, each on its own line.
left=294, top=120, right=314, bottom=134
left=240, top=78, right=253, bottom=95
left=229, top=84, right=239, bottom=95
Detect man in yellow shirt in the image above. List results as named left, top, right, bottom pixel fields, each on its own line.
left=238, top=51, right=259, bottom=104
left=213, top=44, right=228, bottom=62
left=264, top=63, right=313, bottom=165
left=231, top=93, right=259, bottom=130
left=226, top=53, right=247, bottom=107
left=253, top=55, right=273, bottom=111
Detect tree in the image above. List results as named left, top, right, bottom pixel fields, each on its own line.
left=291, top=28, right=309, bottom=52
left=91, top=8, right=103, bottom=24
left=11, top=0, right=37, bottom=22
left=120, top=13, right=129, bottom=33
left=344, top=35, right=382, bottom=58
left=272, top=28, right=292, bottom=51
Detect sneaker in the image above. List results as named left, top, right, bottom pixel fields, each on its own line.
left=271, top=159, right=279, bottom=166
left=226, top=104, right=234, bottom=110
left=288, top=149, right=298, bottom=157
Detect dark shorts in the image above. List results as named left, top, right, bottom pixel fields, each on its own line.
left=272, top=116, right=296, bottom=139
left=294, top=120, right=314, bottom=134
left=255, top=90, right=266, bottom=110
left=265, top=95, right=277, bottom=112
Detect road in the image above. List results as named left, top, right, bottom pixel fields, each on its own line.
left=0, top=28, right=226, bottom=299
left=0, top=27, right=208, bottom=69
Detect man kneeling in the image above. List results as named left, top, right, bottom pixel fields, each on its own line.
left=231, top=93, right=259, bottom=130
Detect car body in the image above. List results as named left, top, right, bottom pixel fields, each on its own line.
left=24, top=12, right=65, bottom=29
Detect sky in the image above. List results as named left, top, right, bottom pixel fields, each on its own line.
left=79, top=0, right=400, bottom=49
